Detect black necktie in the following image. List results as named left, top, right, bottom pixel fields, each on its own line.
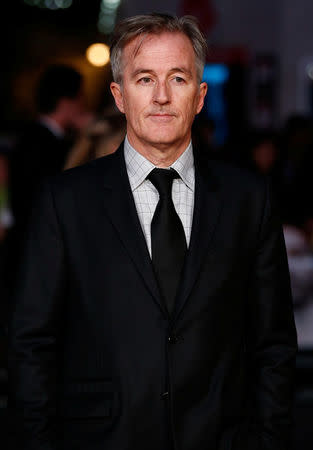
left=147, top=168, right=187, bottom=314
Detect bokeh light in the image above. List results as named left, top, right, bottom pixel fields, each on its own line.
left=202, top=64, right=230, bottom=85
left=86, top=43, right=110, bottom=67
left=24, top=0, right=72, bottom=9
left=98, top=0, right=121, bottom=34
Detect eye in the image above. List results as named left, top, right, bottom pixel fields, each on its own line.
left=138, top=77, right=153, bottom=84
left=174, top=76, right=185, bottom=83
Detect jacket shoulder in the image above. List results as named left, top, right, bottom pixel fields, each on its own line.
left=47, top=151, right=119, bottom=194
left=207, top=159, right=268, bottom=195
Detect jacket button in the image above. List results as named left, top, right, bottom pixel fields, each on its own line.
left=161, top=391, right=169, bottom=399
left=168, top=334, right=179, bottom=344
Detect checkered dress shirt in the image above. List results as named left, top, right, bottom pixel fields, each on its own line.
left=124, top=136, right=195, bottom=257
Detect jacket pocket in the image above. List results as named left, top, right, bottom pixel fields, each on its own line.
left=61, top=379, right=116, bottom=419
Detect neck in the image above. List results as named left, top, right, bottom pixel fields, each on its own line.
left=127, top=134, right=191, bottom=167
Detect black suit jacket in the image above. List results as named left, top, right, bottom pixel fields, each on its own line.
left=8, top=144, right=297, bottom=450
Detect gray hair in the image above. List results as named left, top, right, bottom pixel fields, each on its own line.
left=110, top=13, right=208, bottom=84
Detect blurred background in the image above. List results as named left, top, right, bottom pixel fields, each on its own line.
left=1, top=1, right=313, bottom=448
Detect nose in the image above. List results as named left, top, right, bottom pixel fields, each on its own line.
left=153, top=80, right=170, bottom=105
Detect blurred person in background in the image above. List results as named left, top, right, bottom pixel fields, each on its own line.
left=64, top=107, right=126, bottom=169
left=279, top=115, right=313, bottom=240
left=243, top=130, right=282, bottom=194
left=247, top=130, right=280, bottom=176
left=9, top=64, right=91, bottom=232
left=7, top=65, right=91, bottom=293
left=245, top=128, right=313, bottom=349
left=283, top=224, right=313, bottom=348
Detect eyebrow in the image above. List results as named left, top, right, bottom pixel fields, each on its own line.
left=131, top=67, right=193, bottom=78
left=170, top=67, right=193, bottom=77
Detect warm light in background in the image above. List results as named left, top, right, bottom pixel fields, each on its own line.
left=86, top=43, right=110, bottom=67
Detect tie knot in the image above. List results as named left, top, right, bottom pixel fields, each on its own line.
left=147, top=168, right=179, bottom=197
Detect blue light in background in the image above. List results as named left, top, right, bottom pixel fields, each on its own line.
left=202, top=64, right=229, bottom=85
left=202, top=64, right=230, bottom=146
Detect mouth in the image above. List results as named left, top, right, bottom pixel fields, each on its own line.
left=148, top=114, right=175, bottom=123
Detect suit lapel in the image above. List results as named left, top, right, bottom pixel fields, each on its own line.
left=173, top=158, right=223, bottom=321
left=101, top=145, right=167, bottom=316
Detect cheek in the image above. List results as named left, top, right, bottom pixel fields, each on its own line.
left=181, top=99, right=199, bottom=123
left=124, top=95, right=146, bottom=119
left=179, top=90, right=200, bottom=112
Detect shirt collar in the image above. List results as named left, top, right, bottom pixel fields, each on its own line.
left=124, top=135, right=195, bottom=192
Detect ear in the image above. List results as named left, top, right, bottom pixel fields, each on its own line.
left=110, top=82, right=125, bottom=113
left=196, top=82, right=208, bottom=114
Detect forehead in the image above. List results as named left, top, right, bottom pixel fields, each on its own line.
left=122, top=32, right=196, bottom=72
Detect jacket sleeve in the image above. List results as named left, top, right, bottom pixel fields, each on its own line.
left=8, top=179, right=65, bottom=450
left=220, top=178, right=298, bottom=450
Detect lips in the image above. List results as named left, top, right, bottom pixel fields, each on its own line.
left=148, top=114, right=175, bottom=123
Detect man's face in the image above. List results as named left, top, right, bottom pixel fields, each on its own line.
left=110, top=32, right=207, bottom=155
left=64, top=92, right=92, bottom=132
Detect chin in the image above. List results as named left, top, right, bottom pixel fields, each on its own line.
left=144, top=132, right=179, bottom=147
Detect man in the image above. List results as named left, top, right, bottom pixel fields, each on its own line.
left=9, top=64, right=89, bottom=225
left=9, top=14, right=297, bottom=450
left=8, top=65, right=89, bottom=291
